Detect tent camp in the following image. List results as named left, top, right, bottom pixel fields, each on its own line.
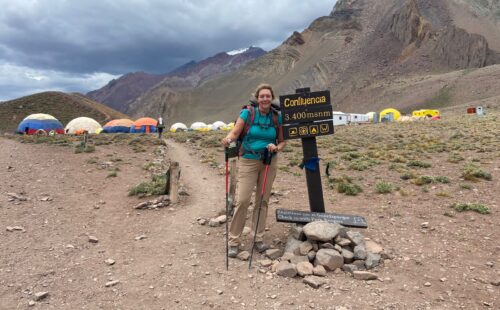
left=169, top=122, right=188, bottom=132
left=65, top=117, right=102, bottom=134
left=190, top=122, right=209, bottom=131
left=16, top=113, right=65, bottom=135
left=379, top=108, right=401, bottom=122
left=130, top=117, right=158, bottom=133
left=102, top=119, right=134, bottom=133
left=211, top=121, right=226, bottom=130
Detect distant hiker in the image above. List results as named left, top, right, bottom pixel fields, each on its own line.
left=221, top=83, right=286, bottom=258
left=157, top=116, right=165, bottom=139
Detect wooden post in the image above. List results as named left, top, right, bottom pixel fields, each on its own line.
left=83, top=132, right=88, bottom=148
left=228, top=158, right=238, bottom=212
left=169, top=162, right=180, bottom=203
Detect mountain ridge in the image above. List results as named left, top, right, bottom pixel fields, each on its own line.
left=86, top=47, right=266, bottom=114
left=126, top=0, right=500, bottom=125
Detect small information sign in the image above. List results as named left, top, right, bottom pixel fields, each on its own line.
left=283, top=120, right=334, bottom=140
left=276, top=209, right=368, bottom=228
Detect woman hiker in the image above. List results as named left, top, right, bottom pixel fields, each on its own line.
left=221, top=84, right=286, bottom=258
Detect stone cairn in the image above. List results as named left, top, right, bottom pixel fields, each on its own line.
left=269, top=221, right=389, bottom=288
left=201, top=216, right=390, bottom=288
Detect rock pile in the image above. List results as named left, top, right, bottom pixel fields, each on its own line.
left=269, top=221, right=388, bottom=287
left=6, top=192, right=28, bottom=202
left=133, top=195, right=170, bottom=210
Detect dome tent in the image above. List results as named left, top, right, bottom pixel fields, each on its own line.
left=211, top=121, right=226, bottom=130
left=102, top=119, right=134, bottom=133
left=190, top=122, right=208, bottom=131
left=130, top=117, right=158, bottom=133
left=222, top=122, right=235, bottom=131
left=16, top=113, right=64, bottom=135
left=65, top=117, right=102, bottom=134
left=379, top=108, right=401, bottom=122
left=169, top=123, right=188, bottom=132
left=366, top=112, right=377, bottom=121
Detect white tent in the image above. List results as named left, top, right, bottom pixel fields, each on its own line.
left=65, top=117, right=102, bottom=134
left=170, top=122, right=188, bottom=132
left=211, top=121, right=227, bottom=130
left=190, top=122, right=208, bottom=131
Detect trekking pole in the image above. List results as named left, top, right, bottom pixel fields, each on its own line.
left=225, top=146, right=230, bottom=271
left=249, top=149, right=273, bottom=269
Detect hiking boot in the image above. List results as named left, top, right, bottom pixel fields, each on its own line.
left=228, top=245, right=239, bottom=258
left=253, top=242, right=269, bottom=253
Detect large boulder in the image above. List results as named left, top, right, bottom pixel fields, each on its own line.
left=314, top=249, right=344, bottom=271
left=303, top=221, right=343, bottom=242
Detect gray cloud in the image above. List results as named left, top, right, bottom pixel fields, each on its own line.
left=0, top=0, right=336, bottom=100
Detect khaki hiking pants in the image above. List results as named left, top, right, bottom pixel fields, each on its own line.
left=229, top=156, right=278, bottom=246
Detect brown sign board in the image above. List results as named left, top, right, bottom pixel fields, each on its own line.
left=283, top=119, right=334, bottom=140
left=282, top=104, right=333, bottom=125
left=276, top=208, right=368, bottom=228
left=279, top=90, right=331, bottom=112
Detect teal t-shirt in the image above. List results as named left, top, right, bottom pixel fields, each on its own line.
left=240, top=108, right=282, bottom=160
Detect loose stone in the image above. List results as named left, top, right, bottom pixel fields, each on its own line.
left=353, top=271, right=378, bottom=281
left=34, top=292, right=49, bottom=301
left=276, top=261, right=297, bottom=278
left=105, top=280, right=120, bottom=287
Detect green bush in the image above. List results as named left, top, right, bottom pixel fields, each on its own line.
left=450, top=203, right=490, bottom=214
left=341, top=152, right=361, bottom=161
left=414, top=175, right=434, bottom=186
left=434, top=176, right=450, bottom=184
left=462, top=163, right=492, bottom=181
left=459, top=183, right=473, bottom=190
left=407, top=160, right=432, bottom=168
left=400, top=172, right=416, bottom=180
left=375, top=182, right=393, bottom=194
left=328, top=175, right=363, bottom=196
left=348, top=158, right=379, bottom=171
left=447, top=153, right=464, bottom=163
left=129, top=174, right=166, bottom=196
left=413, top=175, right=450, bottom=185
left=337, top=182, right=363, bottom=196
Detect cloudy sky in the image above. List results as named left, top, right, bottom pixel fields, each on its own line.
left=0, top=0, right=337, bottom=101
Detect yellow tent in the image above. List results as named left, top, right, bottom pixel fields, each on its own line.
left=379, top=108, right=401, bottom=122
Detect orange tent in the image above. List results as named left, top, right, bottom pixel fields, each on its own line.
left=131, top=117, right=158, bottom=133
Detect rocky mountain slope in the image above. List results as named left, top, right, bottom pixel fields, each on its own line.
left=128, top=0, right=500, bottom=125
left=87, top=47, right=265, bottom=115
left=0, top=92, right=127, bottom=132
left=86, top=72, right=168, bottom=114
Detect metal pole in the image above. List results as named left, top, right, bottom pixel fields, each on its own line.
left=249, top=150, right=272, bottom=269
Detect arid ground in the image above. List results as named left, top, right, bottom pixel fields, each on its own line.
left=1, top=107, right=499, bottom=309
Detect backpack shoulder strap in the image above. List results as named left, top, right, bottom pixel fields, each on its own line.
left=242, top=105, right=255, bottom=137
left=271, top=108, right=280, bottom=143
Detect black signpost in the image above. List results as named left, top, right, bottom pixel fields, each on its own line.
left=277, top=87, right=368, bottom=228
